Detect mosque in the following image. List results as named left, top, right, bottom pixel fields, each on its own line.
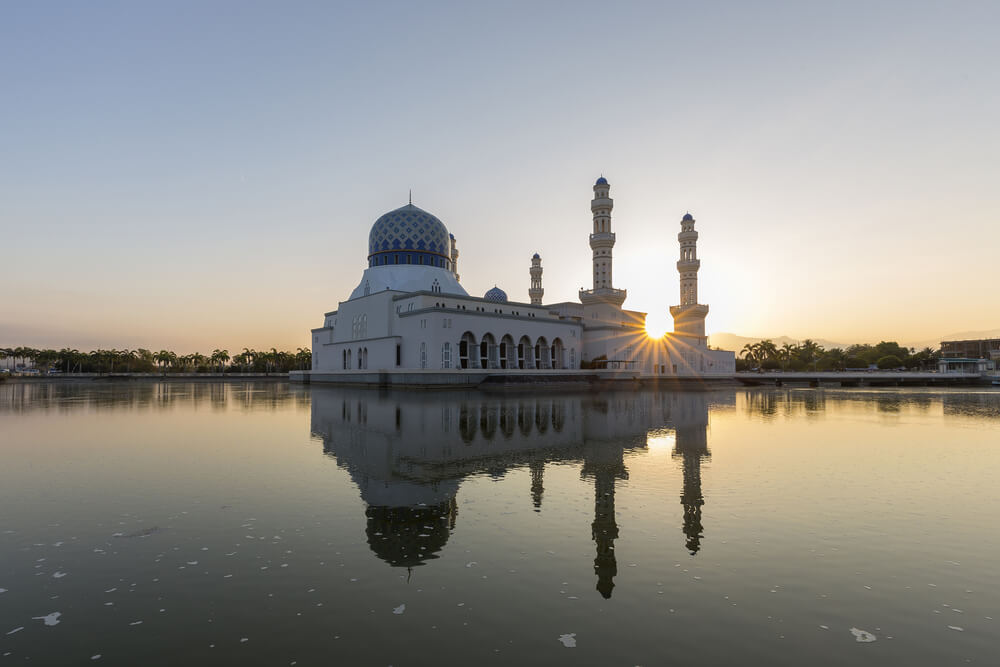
left=304, top=177, right=734, bottom=384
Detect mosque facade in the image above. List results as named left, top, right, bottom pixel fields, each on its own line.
left=306, top=177, right=734, bottom=383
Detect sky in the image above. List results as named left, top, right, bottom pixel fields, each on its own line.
left=2, top=1, right=997, bottom=353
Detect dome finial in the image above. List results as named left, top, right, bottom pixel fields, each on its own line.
left=409, top=189, right=412, bottom=206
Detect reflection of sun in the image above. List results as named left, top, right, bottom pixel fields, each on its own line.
left=644, top=311, right=669, bottom=339
left=646, top=429, right=676, bottom=451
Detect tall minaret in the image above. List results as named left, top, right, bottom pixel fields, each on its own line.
left=669, top=213, right=709, bottom=339
left=450, top=233, right=460, bottom=282
left=590, top=176, right=614, bottom=290
left=529, top=253, right=544, bottom=305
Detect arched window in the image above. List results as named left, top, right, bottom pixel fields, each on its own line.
left=357, top=348, right=362, bottom=369
left=420, top=342, right=427, bottom=369
left=342, top=349, right=347, bottom=370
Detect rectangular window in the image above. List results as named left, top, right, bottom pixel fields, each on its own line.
left=396, top=345, right=401, bottom=366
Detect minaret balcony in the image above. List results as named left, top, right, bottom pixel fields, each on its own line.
left=589, top=232, right=616, bottom=246
left=579, top=287, right=627, bottom=306
left=678, top=230, right=699, bottom=241
left=590, top=197, right=613, bottom=210
left=677, top=259, right=700, bottom=271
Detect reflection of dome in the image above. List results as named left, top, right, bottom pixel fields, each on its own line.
left=368, top=204, right=450, bottom=262
left=595, top=176, right=608, bottom=185
left=682, top=212, right=694, bottom=221
left=365, top=499, right=457, bottom=568
left=484, top=286, right=508, bottom=303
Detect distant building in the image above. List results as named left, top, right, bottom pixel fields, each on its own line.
left=306, top=177, right=735, bottom=382
left=938, top=358, right=994, bottom=374
left=940, top=338, right=1000, bottom=362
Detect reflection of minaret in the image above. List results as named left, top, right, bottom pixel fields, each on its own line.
left=672, top=418, right=710, bottom=555
left=529, top=460, right=545, bottom=511
left=581, top=449, right=628, bottom=599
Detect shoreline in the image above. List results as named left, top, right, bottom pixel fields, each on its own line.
left=1, top=373, right=289, bottom=384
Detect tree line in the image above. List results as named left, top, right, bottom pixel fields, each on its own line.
left=0, top=347, right=311, bottom=374
left=737, top=339, right=940, bottom=372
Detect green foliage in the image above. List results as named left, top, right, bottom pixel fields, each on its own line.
left=815, top=356, right=840, bottom=371
left=761, top=358, right=781, bottom=370
left=844, top=356, right=868, bottom=369
left=876, top=355, right=904, bottom=369
left=0, top=346, right=312, bottom=374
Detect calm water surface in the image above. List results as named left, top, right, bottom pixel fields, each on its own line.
left=1, top=382, right=998, bottom=665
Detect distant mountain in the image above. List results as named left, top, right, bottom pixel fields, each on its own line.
left=708, top=333, right=851, bottom=352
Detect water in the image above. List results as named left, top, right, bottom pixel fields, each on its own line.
left=1, top=381, right=998, bottom=665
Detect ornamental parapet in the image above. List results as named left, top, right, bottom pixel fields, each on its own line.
left=579, top=287, right=627, bottom=306
left=589, top=232, right=616, bottom=246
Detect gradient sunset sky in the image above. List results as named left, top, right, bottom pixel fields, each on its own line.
left=3, top=1, right=997, bottom=352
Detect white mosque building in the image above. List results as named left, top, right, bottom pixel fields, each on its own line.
left=303, top=177, right=734, bottom=385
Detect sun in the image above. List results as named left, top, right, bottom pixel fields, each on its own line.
left=644, top=312, right=669, bottom=339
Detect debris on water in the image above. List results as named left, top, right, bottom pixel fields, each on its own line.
left=558, top=633, right=577, bottom=647
left=466, top=562, right=477, bottom=568
left=849, top=627, right=876, bottom=643
left=948, top=626, right=964, bottom=632
left=116, top=527, right=160, bottom=539
left=240, top=638, right=248, bottom=643
left=52, top=572, right=67, bottom=579
left=33, top=612, right=62, bottom=626
left=129, top=621, right=142, bottom=626
left=90, top=655, right=101, bottom=660
left=393, top=604, right=406, bottom=615
left=6, top=627, right=24, bottom=635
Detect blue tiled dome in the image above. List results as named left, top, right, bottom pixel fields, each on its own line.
left=484, top=286, right=508, bottom=303
left=368, top=204, right=451, bottom=262
left=682, top=212, right=694, bottom=221
left=595, top=176, right=608, bottom=185
left=532, top=252, right=540, bottom=259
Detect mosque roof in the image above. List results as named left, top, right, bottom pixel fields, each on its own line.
left=484, top=286, right=508, bottom=303
left=368, top=204, right=451, bottom=259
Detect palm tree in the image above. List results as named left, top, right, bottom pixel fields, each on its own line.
left=779, top=343, right=797, bottom=370
left=754, top=339, right=778, bottom=366
left=211, top=349, right=230, bottom=374
left=799, top=339, right=824, bottom=369
left=120, top=349, right=136, bottom=373
left=241, top=348, right=255, bottom=373
left=154, top=350, right=176, bottom=374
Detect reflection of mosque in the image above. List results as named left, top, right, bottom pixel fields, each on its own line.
left=310, top=387, right=724, bottom=596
